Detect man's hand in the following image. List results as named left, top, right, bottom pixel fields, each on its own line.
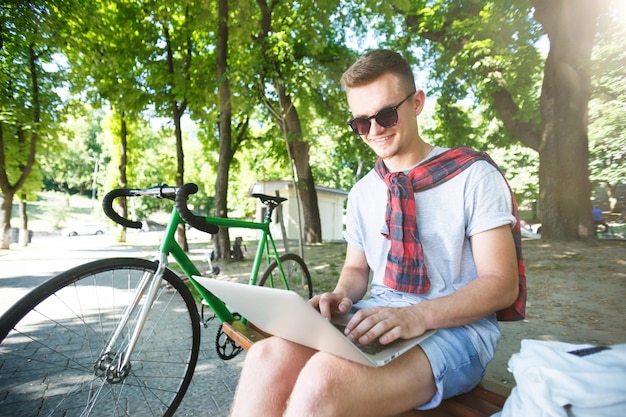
left=309, top=292, right=353, bottom=320
left=343, top=306, right=427, bottom=346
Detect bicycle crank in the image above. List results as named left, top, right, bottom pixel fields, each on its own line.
left=215, top=313, right=243, bottom=360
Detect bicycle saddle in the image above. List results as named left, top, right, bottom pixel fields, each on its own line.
left=251, top=193, right=287, bottom=207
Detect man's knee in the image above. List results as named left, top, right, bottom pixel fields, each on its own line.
left=245, top=337, right=291, bottom=365
left=298, top=351, right=346, bottom=388
left=246, top=336, right=317, bottom=374
left=288, top=352, right=356, bottom=413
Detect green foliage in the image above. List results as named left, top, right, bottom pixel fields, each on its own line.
left=488, top=145, right=539, bottom=210
left=59, top=0, right=150, bottom=115
left=47, top=192, right=71, bottom=230
left=39, top=104, right=105, bottom=194
left=354, top=0, right=543, bottom=149
left=0, top=0, right=64, bottom=193
left=588, top=1, right=626, bottom=189
left=4, top=0, right=623, bottom=234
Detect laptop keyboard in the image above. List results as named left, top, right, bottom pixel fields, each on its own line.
left=333, top=323, right=388, bottom=355
left=354, top=339, right=387, bottom=354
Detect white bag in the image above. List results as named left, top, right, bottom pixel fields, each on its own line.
left=493, top=339, right=626, bottom=417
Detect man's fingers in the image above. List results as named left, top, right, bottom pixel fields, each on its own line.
left=314, top=292, right=348, bottom=320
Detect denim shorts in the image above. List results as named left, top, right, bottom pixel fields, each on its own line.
left=417, top=326, right=486, bottom=409
left=353, top=297, right=488, bottom=410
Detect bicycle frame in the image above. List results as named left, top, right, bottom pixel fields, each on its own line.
left=103, top=193, right=286, bottom=375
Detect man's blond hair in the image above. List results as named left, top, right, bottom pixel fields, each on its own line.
left=341, top=49, right=416, bottom=93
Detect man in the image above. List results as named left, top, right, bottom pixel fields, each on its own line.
left=592, top=206, right=609, bottom=234
left=230, top=49, right=525, bottom=416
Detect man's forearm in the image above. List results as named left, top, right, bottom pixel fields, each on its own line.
left=415, top=272, right=519, bottom=330
left=334, top=267, right=369, bottom=303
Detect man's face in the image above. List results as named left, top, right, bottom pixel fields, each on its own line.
left=346, top=73, right=423, bottom=166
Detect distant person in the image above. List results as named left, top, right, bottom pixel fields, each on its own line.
left=592, top=206, right=609, bottom=233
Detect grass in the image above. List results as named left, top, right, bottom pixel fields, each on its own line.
left=168, top=237, right=346, bottom=295
left=12, top=192, right=108, bottom=233
left=13, top=192, right=347, bottom=293
left=13, top=191, right=626, bottom=301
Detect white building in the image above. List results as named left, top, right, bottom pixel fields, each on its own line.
left=249, top=181, right=348, bottom=242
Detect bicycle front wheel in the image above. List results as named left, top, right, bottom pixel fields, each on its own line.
left=259, top=253, right=313, bottom=299
left=0, top=257, right=200, bottom=417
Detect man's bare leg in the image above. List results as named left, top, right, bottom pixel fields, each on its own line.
left=230, top=337, right=316, bottom=417
left=230, top=335, right=436, bottom=417
left=284, top=345, right=436, bottom=417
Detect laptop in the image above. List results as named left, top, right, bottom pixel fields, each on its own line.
left=193, top=276, right=436, bottom=367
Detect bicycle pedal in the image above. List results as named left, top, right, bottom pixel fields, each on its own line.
left=200, top=302, right=216, bottom=328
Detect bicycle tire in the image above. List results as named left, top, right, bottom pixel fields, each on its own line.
left=258, top=253, right=313, bottom=299
left=0, top=257, right=200, bottom=417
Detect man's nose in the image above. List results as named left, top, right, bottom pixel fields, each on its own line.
left=367, top=119, right=387, bottom=136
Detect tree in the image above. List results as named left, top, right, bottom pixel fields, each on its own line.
left=588, top=0, right=626, bottom=212
left=531, top=0, right=598, bottom=240
left=40, top=105, right=105, bottom=198
left=212, top=0, right=238, bottom=259
left=249, top=0, right=318, bottom=244
left=143, top=1, right=211, bottom=250
left=0, top=1, right=62, bottom=248
left=249, top=0, right=356, bottom=244
left=363, top=0, right=601, bottom=240
left=60, top=0, right=152, bottom=242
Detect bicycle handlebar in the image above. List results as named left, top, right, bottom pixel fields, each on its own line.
left=102, top=188, right=145, bottom=229
left=102, top=184, right=218, bottom=235
left=175, top=183, right=219, bottom=235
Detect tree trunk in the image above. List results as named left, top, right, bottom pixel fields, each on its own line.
left=289, top=140, right=321, bottom=243
left=606, top=182, right=618, bottom=213
left=118, top=112, right=128, bottom=243
left=0, top=45, right=40, bottom=249
left=277, top=85, right=322, bottom=244
left=532, top=0, right=598, bottom=240
left=213, top=0, right=233, bottom=260
left=0, top=193, right=13, bottom=249
left=275, top=190, right=289, bottom=252
left=18, top=198, right=28, bottom=247
left=255, top=0, right=322, bottom=244
left=173, top=103, right=189, bottom=251
left=163, top=17, right=190, bottom=252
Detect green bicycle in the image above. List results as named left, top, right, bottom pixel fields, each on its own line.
left=0, top=183, right=313, bottom=417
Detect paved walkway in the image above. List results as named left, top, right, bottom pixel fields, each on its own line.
left=176, top=319, right=244, bottom=416
left=0, top=231, right=244, bottom=416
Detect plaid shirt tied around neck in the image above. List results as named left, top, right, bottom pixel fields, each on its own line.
left=374, top=146, right=526, bottom=321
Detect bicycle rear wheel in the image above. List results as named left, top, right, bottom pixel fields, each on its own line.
left=0, top=257, right=200, bottom=417
left=259, top=253, right=313, bottom=299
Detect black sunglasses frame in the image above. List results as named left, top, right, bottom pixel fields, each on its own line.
left=347, top=91, right=416, bottom=135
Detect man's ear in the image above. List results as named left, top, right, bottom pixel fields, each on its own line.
left=413, top=90, right=426, bottom=116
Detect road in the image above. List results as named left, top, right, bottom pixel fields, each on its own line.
left=0, top=232, right=243, bottom=416
left=1, top=234, right=146, bottom=315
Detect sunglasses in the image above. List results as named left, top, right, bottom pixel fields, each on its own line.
left=347, top=92, right=415, bottom=135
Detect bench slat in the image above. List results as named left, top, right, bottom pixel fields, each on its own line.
left=222, top=320, right=270, bottom=351
left=395, top=380, right=509, bottom=417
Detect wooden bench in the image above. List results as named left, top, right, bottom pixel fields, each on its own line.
left=222, top=321, right=510, bottom=417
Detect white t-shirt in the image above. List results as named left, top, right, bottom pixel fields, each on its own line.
left=344, top=146, right=516, bottom=366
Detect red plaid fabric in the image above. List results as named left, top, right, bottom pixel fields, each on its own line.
left=375, top=146, right=526, bottom=321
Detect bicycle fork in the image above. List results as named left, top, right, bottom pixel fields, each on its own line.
left=94, top=253, right=169, bottom=384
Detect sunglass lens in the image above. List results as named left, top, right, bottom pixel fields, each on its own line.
left=351, top=119, right=371, bottom=135
left=376, top=108, right=398, bottom=128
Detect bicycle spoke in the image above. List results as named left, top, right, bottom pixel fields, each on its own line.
left=0, top=258, right=200, bottom=417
